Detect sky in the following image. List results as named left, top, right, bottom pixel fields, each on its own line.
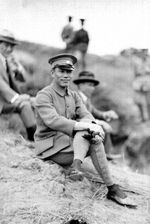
left=0, top=0, right=150, bottom=56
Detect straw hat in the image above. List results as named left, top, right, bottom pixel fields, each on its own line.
left=0, top=29, right=18, bottom=45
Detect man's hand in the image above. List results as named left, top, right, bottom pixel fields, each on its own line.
left=13, top=94, right=30, bottom=109
left=30, top=97, right=36, bottom=107
left=91, top=134, right=102, bottom=144
left=74, top=121, right=105, bottom=139
left=82, top=130, right=103, bottom=144
left=103, top=110, right=118, bottom=122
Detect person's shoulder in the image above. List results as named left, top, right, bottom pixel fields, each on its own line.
left=35, top=85, right=54, bottom=105
left=36, top=85, right=53, bottom=98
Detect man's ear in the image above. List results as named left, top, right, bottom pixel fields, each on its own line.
left=51, top=69, right=55, bottom=78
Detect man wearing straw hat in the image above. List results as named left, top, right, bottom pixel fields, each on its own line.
left=0, top=29, right=36, bottom=141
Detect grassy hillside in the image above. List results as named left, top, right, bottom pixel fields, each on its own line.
left=0, top=130, right=150, bottom=224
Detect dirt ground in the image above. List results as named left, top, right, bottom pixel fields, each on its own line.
left=0, top=128, right=150, bottom=224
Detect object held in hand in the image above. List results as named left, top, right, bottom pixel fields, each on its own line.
left=74, top=121, right=105, bottom=138
left=82, top=129, right=103, bottom=144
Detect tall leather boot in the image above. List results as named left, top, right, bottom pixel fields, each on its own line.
left=89, top=142, right=114, bottom=186
left=26, top=125, right=36, bottom=141
left=89, top=142, right=137, bottom=207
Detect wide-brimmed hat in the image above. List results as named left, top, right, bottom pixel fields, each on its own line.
left=73, top=71, right=100, bottom=86
left=0, top=29, right=18, bottom=45
left=48, top=53, right=77, bottom=71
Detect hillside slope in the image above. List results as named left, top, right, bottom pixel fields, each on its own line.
left=0, top=129, right=150, bottom=224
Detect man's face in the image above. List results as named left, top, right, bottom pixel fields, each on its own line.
left=0, top=41, right=14, bottom=57
left=51, top=67, right=73, bottom=88
left=78, top=82, right=95, bottom=98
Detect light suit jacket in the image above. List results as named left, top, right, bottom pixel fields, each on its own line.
left=34, top=82, right=95, bottom=158
left=0, top=54, right=20, bottom=113
left=78, top=91, right=105, bottom=120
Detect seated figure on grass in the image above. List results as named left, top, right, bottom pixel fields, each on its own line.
left=34, top=53, right=136, bottom=207
left=73, top=71, right=121, bottom=161
left=0, top=29, right=36, bottom=141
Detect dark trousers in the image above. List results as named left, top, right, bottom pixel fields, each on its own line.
left=2, top=102, right=36, bottom=140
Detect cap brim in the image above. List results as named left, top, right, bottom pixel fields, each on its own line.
left=54, top=64, right=74, bottom=71
left=73, top=78, right=99, bottom=86
left=48, top=53, right=77, bottom=65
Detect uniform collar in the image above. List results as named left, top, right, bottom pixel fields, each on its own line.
left=51, top=82, right=71, bottom=96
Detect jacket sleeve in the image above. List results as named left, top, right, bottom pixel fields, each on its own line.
left=74, top=92, right=95, bottom=121
left=0, top=60, right=18, bottom=103
left=90, top=105, right=105, bottom=120
left=35, top=91, right=76, bottom=136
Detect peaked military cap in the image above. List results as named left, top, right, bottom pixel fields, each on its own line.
left=73, top=71, right=100, bottom=86
left=48, top=54, right=77, bottom=71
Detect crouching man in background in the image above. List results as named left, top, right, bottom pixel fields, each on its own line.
left=0, top=29, right=36, bottom=141
left=34, top=53, right=135, bottom=207
left=73, top=71, right=120, bottom=161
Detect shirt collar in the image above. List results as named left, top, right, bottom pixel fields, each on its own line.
left=51, top=82, right=71, bottom=96
left=78, top=91, right=88, bottom=102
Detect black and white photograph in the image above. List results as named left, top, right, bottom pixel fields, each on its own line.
left=0, top=0, right=150, bottom=223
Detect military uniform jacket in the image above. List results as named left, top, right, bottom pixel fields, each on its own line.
left=34, top=83, right=94, bottom=158
left=0, top=53, right=20, bottom=113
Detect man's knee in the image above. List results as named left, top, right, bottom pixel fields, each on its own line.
left=74, top=130, right=88, bottom=138
left=73, top=131, right=89, bottom=145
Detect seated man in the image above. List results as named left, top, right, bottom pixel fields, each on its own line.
left=34, top=53, right=135, bottom=207
left=0, top=29, right=36, bottom=141
left=73, top=71, right=120, bottom=160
